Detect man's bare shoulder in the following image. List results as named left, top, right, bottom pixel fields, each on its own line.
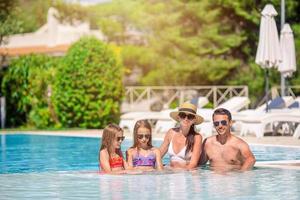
left=204, top=135, right=216, bottom=143
left=231, top=135, right=248, bottom=143
left=231, top=135, right=250, bottom=147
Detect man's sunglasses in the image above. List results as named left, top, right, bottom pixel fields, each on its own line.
left=116, top=136, right=125, bottom=142
left=178, top=112, right=195, bottom=120
left=213, top=120, right=228, bottom=127
left=137, top=134, right=151, bottom=140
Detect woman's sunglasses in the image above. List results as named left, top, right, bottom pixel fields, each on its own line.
left=213, top=120, right=228, bottom=127
left=178, top=112, right=195, bottom=120
left=116, top=136, right=125, bottom=142
left=137, top=134, right=151, bottom=140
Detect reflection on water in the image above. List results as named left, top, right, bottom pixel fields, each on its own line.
left=1, top=134, right=300, bottom=199
left=0, top=168, right=299, bottom=200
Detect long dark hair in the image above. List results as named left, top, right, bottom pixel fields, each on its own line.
left=185, top=124, right=198, bottom=156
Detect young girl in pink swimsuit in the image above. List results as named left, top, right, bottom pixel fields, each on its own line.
left=127, top=120, right=163, bottom=171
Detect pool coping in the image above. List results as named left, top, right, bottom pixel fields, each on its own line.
left=2, top=130, right=300, bottom=147
left=255, top=160, right=300, bottom=170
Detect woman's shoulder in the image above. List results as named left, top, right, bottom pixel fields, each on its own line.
left=165, top=127, right=179, bottom=137
left=151, top=147, right=161, bottom=154
left=194, top=132, right=203, bottom=138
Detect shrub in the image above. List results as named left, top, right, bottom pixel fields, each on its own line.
left=52, top=37, right=124, bottom=128
left=1, top=54, right=57, bottom=127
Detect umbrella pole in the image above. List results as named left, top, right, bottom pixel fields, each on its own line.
left=281, top=0, right=286, bottom=96
left=265, top=69, right=269, bottom=112
left=280, top=74, right=285, bottom=96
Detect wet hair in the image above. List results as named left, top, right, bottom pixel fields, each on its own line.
left=100, top=123, right=123, bottom=158
left=131, top=119, right=153, bottom=149
left=212, top=108, right=232, bottom=121
left=185, top=124, right=198, bottom=156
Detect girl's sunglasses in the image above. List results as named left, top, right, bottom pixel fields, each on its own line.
left=137, top=134, right=151, bottom=140
left=116, top=136, right=125, bottom=142
left=213, top=120, right=228, bottom=127
left=178, top=112, right=195, bottom=120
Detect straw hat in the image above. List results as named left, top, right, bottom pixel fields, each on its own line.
left=170, top=101, right=204, bottom=125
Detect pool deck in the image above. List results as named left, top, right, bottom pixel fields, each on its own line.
left=1, top=129, right=299, bottom=147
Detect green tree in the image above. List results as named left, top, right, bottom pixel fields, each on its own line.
left=92, top=0, right=300, bottom=102
left=53, top=37, right=123, bottom=128
left=1, top=55, right=57, bottom=127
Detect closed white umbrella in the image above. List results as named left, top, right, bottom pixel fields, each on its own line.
left=255, top=4, right=282, bottom=112
left=279, top=23, right=296, bottom=77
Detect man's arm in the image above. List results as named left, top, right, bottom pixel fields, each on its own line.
left=239, top=142, right=256, bottom=170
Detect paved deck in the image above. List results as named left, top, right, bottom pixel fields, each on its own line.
left=1, top=129, right=299, bottom=146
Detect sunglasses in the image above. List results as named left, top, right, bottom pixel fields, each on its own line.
left=178, top=112, right=195, bottom=120
left=137, top=134, right=151, bottom=140
left=213, top=120, right=228, bottom=127
left=116, top=136, right=125, bottom=142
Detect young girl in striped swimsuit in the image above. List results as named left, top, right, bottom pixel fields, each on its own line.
left=127, top=120, right=163, bottom=171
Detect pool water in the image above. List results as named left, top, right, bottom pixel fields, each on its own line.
left=1, top=134, right=300, bottom=200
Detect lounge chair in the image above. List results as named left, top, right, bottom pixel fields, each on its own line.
left=239, top=110, right=300, bottom=138
left=288, top=96, right=300, bottom=108
left=119, top=109, right=176, bottom=134
left=234, top=96, right=300, bottom=137
left=254, top=96, right=294, bottom=112
left=293, top=124, right=300, bottom=139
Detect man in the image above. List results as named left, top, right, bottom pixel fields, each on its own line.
left=199, top=108, right=256, bottom=171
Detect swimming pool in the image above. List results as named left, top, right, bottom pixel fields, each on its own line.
left=1, top=134, right=300, bottom=199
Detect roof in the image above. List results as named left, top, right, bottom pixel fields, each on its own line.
left=0, top=44, right=69, bottom=57
left=0, top=7, right=104, bottom=57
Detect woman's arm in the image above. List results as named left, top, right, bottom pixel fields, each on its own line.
left=186, top=134, right=202, bottom=170
left=99, top=149, right=112, bottom=173
left=159, top=130, right=172, bottom=157
left=154, top=148, right=163, bottom=170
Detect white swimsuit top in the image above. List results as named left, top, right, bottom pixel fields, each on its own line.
left=167, top=133, right=191, bottom=163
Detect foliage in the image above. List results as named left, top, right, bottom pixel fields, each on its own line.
left=1, top=55, right=57, bottom=127
left=53, top=0, right=89, bottom=25
left=52, top=37, right=123, bottom=128
left=0, top=0, right=23, bottom=45
left=4, top=0, right=88, bottom=34
left=91, top=0, right=300, bottom=101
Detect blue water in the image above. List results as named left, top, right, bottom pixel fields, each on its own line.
left=1, top=134, right=300, bottom=174
left=0, top=134, right=300, bottom=200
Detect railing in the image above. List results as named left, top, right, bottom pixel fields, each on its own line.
left=277, top=86, right=300, bottom=98
left=123, top=85, right=248, bottom=112
left=244, top=85, right=300, bottom=109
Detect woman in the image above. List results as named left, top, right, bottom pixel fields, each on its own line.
left=99, top=123, right=128, bottom=174
left=159, top=101, right=203, bottom=170
left=127, top=119, right=163, bottom=171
